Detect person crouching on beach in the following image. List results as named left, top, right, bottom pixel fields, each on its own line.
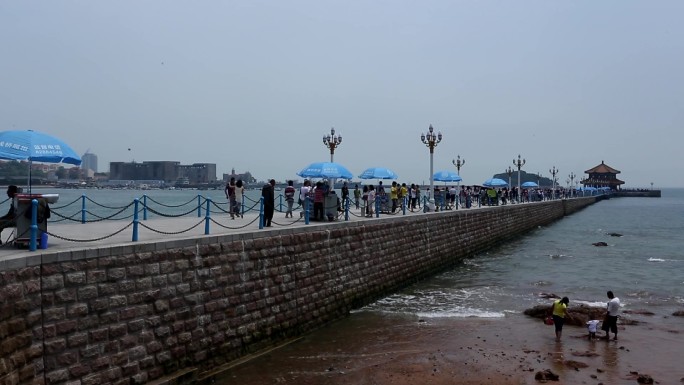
left=551, top=297, right=570, bottom=341
left=586, top=319, right=600, bottom=340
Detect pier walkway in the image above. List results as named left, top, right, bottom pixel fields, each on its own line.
left=0, top=202, right=475, bottom=264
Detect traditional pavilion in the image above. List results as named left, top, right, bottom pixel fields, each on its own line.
left=582, top=161, right=624, bottom=190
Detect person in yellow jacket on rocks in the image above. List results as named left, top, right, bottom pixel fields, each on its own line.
left=551, top=297, right=570, bottom=341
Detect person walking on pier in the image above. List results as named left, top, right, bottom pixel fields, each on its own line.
left=284, top=180, right=296, bottom=218
left=225, top=177, right=236, bottom=219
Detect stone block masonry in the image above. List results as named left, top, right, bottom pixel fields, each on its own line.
left=0, top=197, right=596, bottom=385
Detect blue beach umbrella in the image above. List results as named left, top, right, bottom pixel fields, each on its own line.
left=0, top=129, right=82, bottom=192
left=359, top=167, right=398, bottom=180
left=433, top=170, right=462, bottom=182
left=521, top=181, right=538, bottom=188
left=297, top=162, right=353, bottom=180
left=483, top=178, right=508, bottom=187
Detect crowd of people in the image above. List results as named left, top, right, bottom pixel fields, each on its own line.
left=224, top=179, right=580, bottom=225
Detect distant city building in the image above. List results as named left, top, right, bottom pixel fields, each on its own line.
left=222, top=167, right=255, bottom=184
left=583, top=161, right=624, bottom=190
left=82, top=152, right=98, bottom=173
left=109, top=160, right=217, bottom=184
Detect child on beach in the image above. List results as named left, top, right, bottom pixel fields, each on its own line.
left=586, top=319, right=600, bottom=340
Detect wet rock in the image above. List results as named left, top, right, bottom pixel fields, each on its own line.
left=564, top=360, right=589, bottom=369
left=672, top=310, right=684, bottom=317
left=538, top=293, right=560, bottom=299
left=607, top=233, right=623, bottom=237
left=534, top=369, right=559, bottom=382
left=592, top=242, right=608, bottom=247
left=572, top=351, right=599, bottom=357
left=622, top=310, right=655, bottom=316
left=637, top=374, right=654, bottom=384
left=524, top=304, right=606, bottom=327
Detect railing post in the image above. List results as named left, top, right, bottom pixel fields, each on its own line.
left=204, top=198, right=211, bottom=235
left=143, top=194, right=148, bottom=221
left=81, top=194, right=86, bottom=224
left=402, top=196, right=406, bottom=215
left=132, top=198, right=139, bottom=242
left=305, top=197, right=310, bottom=225
left=278, top=194, right=283, bottom=213
left=344, top=197, right=349, bottom=221
left=375, top=198, right=380, bottom=218
left=259, top=196, right=264, bottom=229
left=29, top=199, right=38, bottom=251
left=197, top=194, right=202, bottom=217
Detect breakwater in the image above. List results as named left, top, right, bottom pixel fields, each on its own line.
left=0, top=197, right=597, bottom=385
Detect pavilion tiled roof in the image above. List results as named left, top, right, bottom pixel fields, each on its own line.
left=584, top=161, right=620, bottom=174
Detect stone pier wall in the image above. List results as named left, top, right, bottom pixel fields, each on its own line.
left=0, top=197, right=596, bottom=385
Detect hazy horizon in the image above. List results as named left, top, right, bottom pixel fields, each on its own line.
left=1, top=1, right=682, bottom=188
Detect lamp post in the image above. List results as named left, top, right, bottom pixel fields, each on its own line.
left=505, top=166, right=514, bottom=192
left=513, top=154, right=525, bottom=203
left=549, top=166, right=558, bottom=199
left=452, top=155, right=465, bottom=186
left=323, top=127, right=342, bottom=188
left=421, top=124, right=442, bottom=203
left=568, top=172, right=576, bottom=198
left=323, top=127, right=342, bottom=163
left=650, top=182, right=654, bottom=190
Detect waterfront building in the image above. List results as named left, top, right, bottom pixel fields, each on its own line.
left=582, top=161, right=624, bottom=190
left=81, top=152, right=98, bottom=173
left=109, top=161, right=217, bottom=184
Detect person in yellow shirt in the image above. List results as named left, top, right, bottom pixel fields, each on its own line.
left=551, top=297, right=570, bottom=341
left=390, top=182, right=399, bottom=213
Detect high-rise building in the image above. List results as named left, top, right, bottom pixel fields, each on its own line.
left=82, top=152, right=98, bottom=173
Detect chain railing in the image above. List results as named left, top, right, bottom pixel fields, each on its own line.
left=4, top=189, right=578, bottom=251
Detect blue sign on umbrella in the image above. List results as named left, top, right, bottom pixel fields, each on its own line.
left=433, top=171, right=462, bottom=182
left=0, top=130, right=82, bottom=165
left=483, top=178, right=508, bottom=187
left=0, top=129, right=82, bottom=192
left=521, top=181, right=538, bottom=188
left=297, top=162, right=353, bottom=180
left=359, top=167, right=398, bottom=180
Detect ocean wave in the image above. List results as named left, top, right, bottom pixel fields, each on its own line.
left=648, top=257, right=667, bottom=262
left=417, top=309, right=506, bottom=318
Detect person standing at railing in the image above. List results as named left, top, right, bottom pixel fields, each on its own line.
left=284, top=180, right=296, bottom=218
left=235, top=180, right=244, bottom=218
left=225, top=177, right=237, bottom=219
left=353, top=184, right=361, bottom=209
left=0, top=185, right=18, bottom=244
left=262, top=179, right=275, bottom=227
left=341, top=182, right=349, bottom=211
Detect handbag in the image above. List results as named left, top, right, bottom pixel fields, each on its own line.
left=544, top=316, right=554, bottom=325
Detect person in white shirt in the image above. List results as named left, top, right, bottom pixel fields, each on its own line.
left=602, top=291, right=620, bottom=340
left=586, top=319, right=600, bottom=340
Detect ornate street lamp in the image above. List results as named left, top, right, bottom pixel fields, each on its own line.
left=549, top=166, right=559, bottom=199
left=421, top=124, right=442, bottom=203
left=323, top=127, right=342, bottom=163
left=452, top=155, right=466, bottom=179
left=513, top=154, right=525, bottom=203
left=568, top=172, right=576, bottom=198
left=505, top=166, right=514, bottom=192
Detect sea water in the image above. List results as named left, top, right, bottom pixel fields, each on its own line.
left=359, top=188, right=684, bottom=323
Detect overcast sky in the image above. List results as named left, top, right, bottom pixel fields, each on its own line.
left=1, top=1, right=682, bottom=188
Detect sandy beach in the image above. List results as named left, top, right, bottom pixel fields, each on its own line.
left=213, top=311, right=684, bottom=385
